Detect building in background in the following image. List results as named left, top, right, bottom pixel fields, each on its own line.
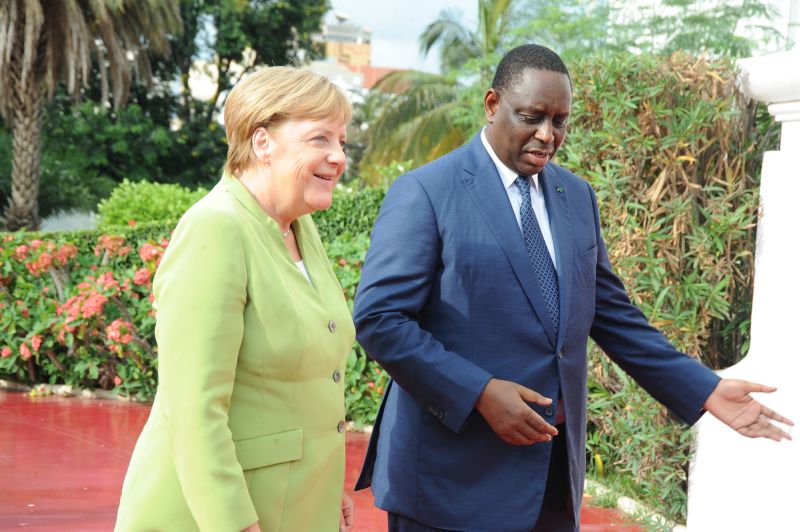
left=310, top=13, right=399, bottom=95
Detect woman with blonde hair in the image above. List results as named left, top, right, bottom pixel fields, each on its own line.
left=115, top=66, right=356, bottom=532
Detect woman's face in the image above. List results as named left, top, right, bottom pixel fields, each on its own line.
left=267, top=116, right=347, bottom=214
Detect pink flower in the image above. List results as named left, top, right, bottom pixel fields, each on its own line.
left=30, top=239, right=44, bottom=249
left=19, top=343, right=31, bottom=361
left=1, top=346, right=11, bottom=358
left=98, top=271, right=119, bottom=292
left=56, top=244, right=77, bottom=265
left=81, top=292, right=108, bottom=318
left=139, top=243, right=161, bottom=262
left=114, top=376, right=123, bottom=386
left=14, top=245, right=29, bottom=260
left=31, top=335, right=43, bottom=352
left=133, top=268, right=151, bottom=286
left=368, top=382, right=375, bottom=389
left=106, top=318, right=134, bottom=345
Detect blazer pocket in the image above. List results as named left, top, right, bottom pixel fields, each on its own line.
left=234, top=428, right=303, bottom=471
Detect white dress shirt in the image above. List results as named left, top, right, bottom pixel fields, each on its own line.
left=481, top=129, right=566, bottom=423
left=480, top=129, right=557, bottom=269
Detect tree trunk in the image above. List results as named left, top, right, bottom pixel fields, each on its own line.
left=3, top=79, right=43, bottom=231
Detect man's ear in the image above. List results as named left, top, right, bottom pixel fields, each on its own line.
left=251, top=127, right=272, bottom=164
left=484, top=88, right=499, bottom=124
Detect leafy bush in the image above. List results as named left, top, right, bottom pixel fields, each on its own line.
left=561, top=52, right=775, bottom=523
left=312, top=187, right=386, bottom=242
left=97, top=180, right=208, bottom=230
left=0, top=228, right=167, bottom=399
left=0, top=221, right=384, bottom=422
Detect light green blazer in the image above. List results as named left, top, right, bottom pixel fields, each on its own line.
left=115, top=174, right=355, bottom=531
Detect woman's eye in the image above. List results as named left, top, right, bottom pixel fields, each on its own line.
left=311, top=135, right=328, bottom=144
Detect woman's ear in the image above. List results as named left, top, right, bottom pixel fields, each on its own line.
left=251, top=127, right=272, bottom=164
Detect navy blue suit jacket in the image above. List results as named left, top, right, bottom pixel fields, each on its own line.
left=353, top=134, right=720, bottom=531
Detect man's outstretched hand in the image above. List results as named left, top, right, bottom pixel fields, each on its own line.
left=704, top=379, right=794, bottom=441
left=475, top=378, right=558, bottom=446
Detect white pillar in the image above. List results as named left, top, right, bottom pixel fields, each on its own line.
left=687, top=48, right=800, bottom=531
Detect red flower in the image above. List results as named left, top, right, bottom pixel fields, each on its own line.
left=114, top=376, right=123, bottom=386
left=128, top=220, right=137, bottom=227
left=31, top=335, right=43, bottom=352
left=133, top=268, right=151, bottom=286
left=1, top=346, right=11, bottom=358
left=106, top=318, right=134, bottom=345
left=19, top=343, right=32, bottom=361
left=14, top=245, right=29, bottom=260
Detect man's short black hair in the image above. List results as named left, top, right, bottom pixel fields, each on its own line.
left=491, top=44, right=570, bottom=92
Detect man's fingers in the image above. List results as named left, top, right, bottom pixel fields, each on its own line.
left=505, top=428, right=552, bottom=446
left=515, top=383, right=552, bottom=406
left=739, top=380, right=777, bottom=394
left=523, top=408, right=558, bottom=436
left=760, top=406, right=795, bottom=426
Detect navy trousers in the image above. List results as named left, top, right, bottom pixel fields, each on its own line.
left=386, top=425, right=575, bottom=532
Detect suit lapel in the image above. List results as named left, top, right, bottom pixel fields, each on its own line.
left=539, top=165, right=573, bottom=349
left=458, top=135, right=558, bottom=348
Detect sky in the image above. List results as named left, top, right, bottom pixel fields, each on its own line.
left=326, top=0, right=478, bottom=73
left=326, top=0, right=798, bottom=74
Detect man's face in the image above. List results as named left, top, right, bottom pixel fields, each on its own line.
left=484, top=68, right=572, bottom=176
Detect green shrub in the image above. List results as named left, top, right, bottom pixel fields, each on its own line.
left=97, top=180, right=207, bottom=230
left=0, top=219, right=386, bottom=422
left=563, top=52, right=774, bottom=523
left=313, top=187, right=386, bottom=242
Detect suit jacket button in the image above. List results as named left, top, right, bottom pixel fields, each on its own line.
left=557, top=350, right=565, bottom=359
left=328, top=320, right=337, bottom=333
left=332, top=369, right=341, bottom=383
left=337, top=420, right=345, bottom=433
left=544, top=407, right=555, bottom=416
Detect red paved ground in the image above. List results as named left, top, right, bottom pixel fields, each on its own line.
left=0, top=391, right=641, bottom=531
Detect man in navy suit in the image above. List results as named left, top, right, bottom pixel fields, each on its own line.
left=353, top=44, right=792, bottom=532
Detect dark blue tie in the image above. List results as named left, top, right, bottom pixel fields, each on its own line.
left=515, top=175, right=560, bottom=335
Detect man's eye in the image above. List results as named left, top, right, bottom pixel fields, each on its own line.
left=519, top=114, right=541, bottom=124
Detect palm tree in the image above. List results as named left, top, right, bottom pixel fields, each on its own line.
left=419, top=0, right=515, bottom=75
left=0, top=0, right=181, bottom=230
left=361, top=0, right=517, bottom=172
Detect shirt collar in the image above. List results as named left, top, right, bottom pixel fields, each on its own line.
left=480, top=127, right=539, bottom=192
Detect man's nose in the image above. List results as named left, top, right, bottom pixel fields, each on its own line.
left=534, top=120, right=554, bottom=144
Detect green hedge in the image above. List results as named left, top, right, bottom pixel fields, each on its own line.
left=97, top=180, right=208, bottom=230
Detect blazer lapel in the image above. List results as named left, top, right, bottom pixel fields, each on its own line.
left=539, top=164, right=573, bottom=349
left=458, top=135, right=558, bottom=349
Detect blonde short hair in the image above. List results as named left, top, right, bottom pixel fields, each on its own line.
left=223, top=66, right=352, bottom=176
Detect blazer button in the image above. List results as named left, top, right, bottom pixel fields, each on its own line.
left=328, top=320, right=337, bottom=333
left=332, top=369, right=341, bottom=383
left=557, top=350, right=565, bottom=359
left=544, top=407, right=555, bottom=417
left=337, top=420, right=345, bottom=433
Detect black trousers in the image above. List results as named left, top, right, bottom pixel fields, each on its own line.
left=387, top=425, right=574, bottom=532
